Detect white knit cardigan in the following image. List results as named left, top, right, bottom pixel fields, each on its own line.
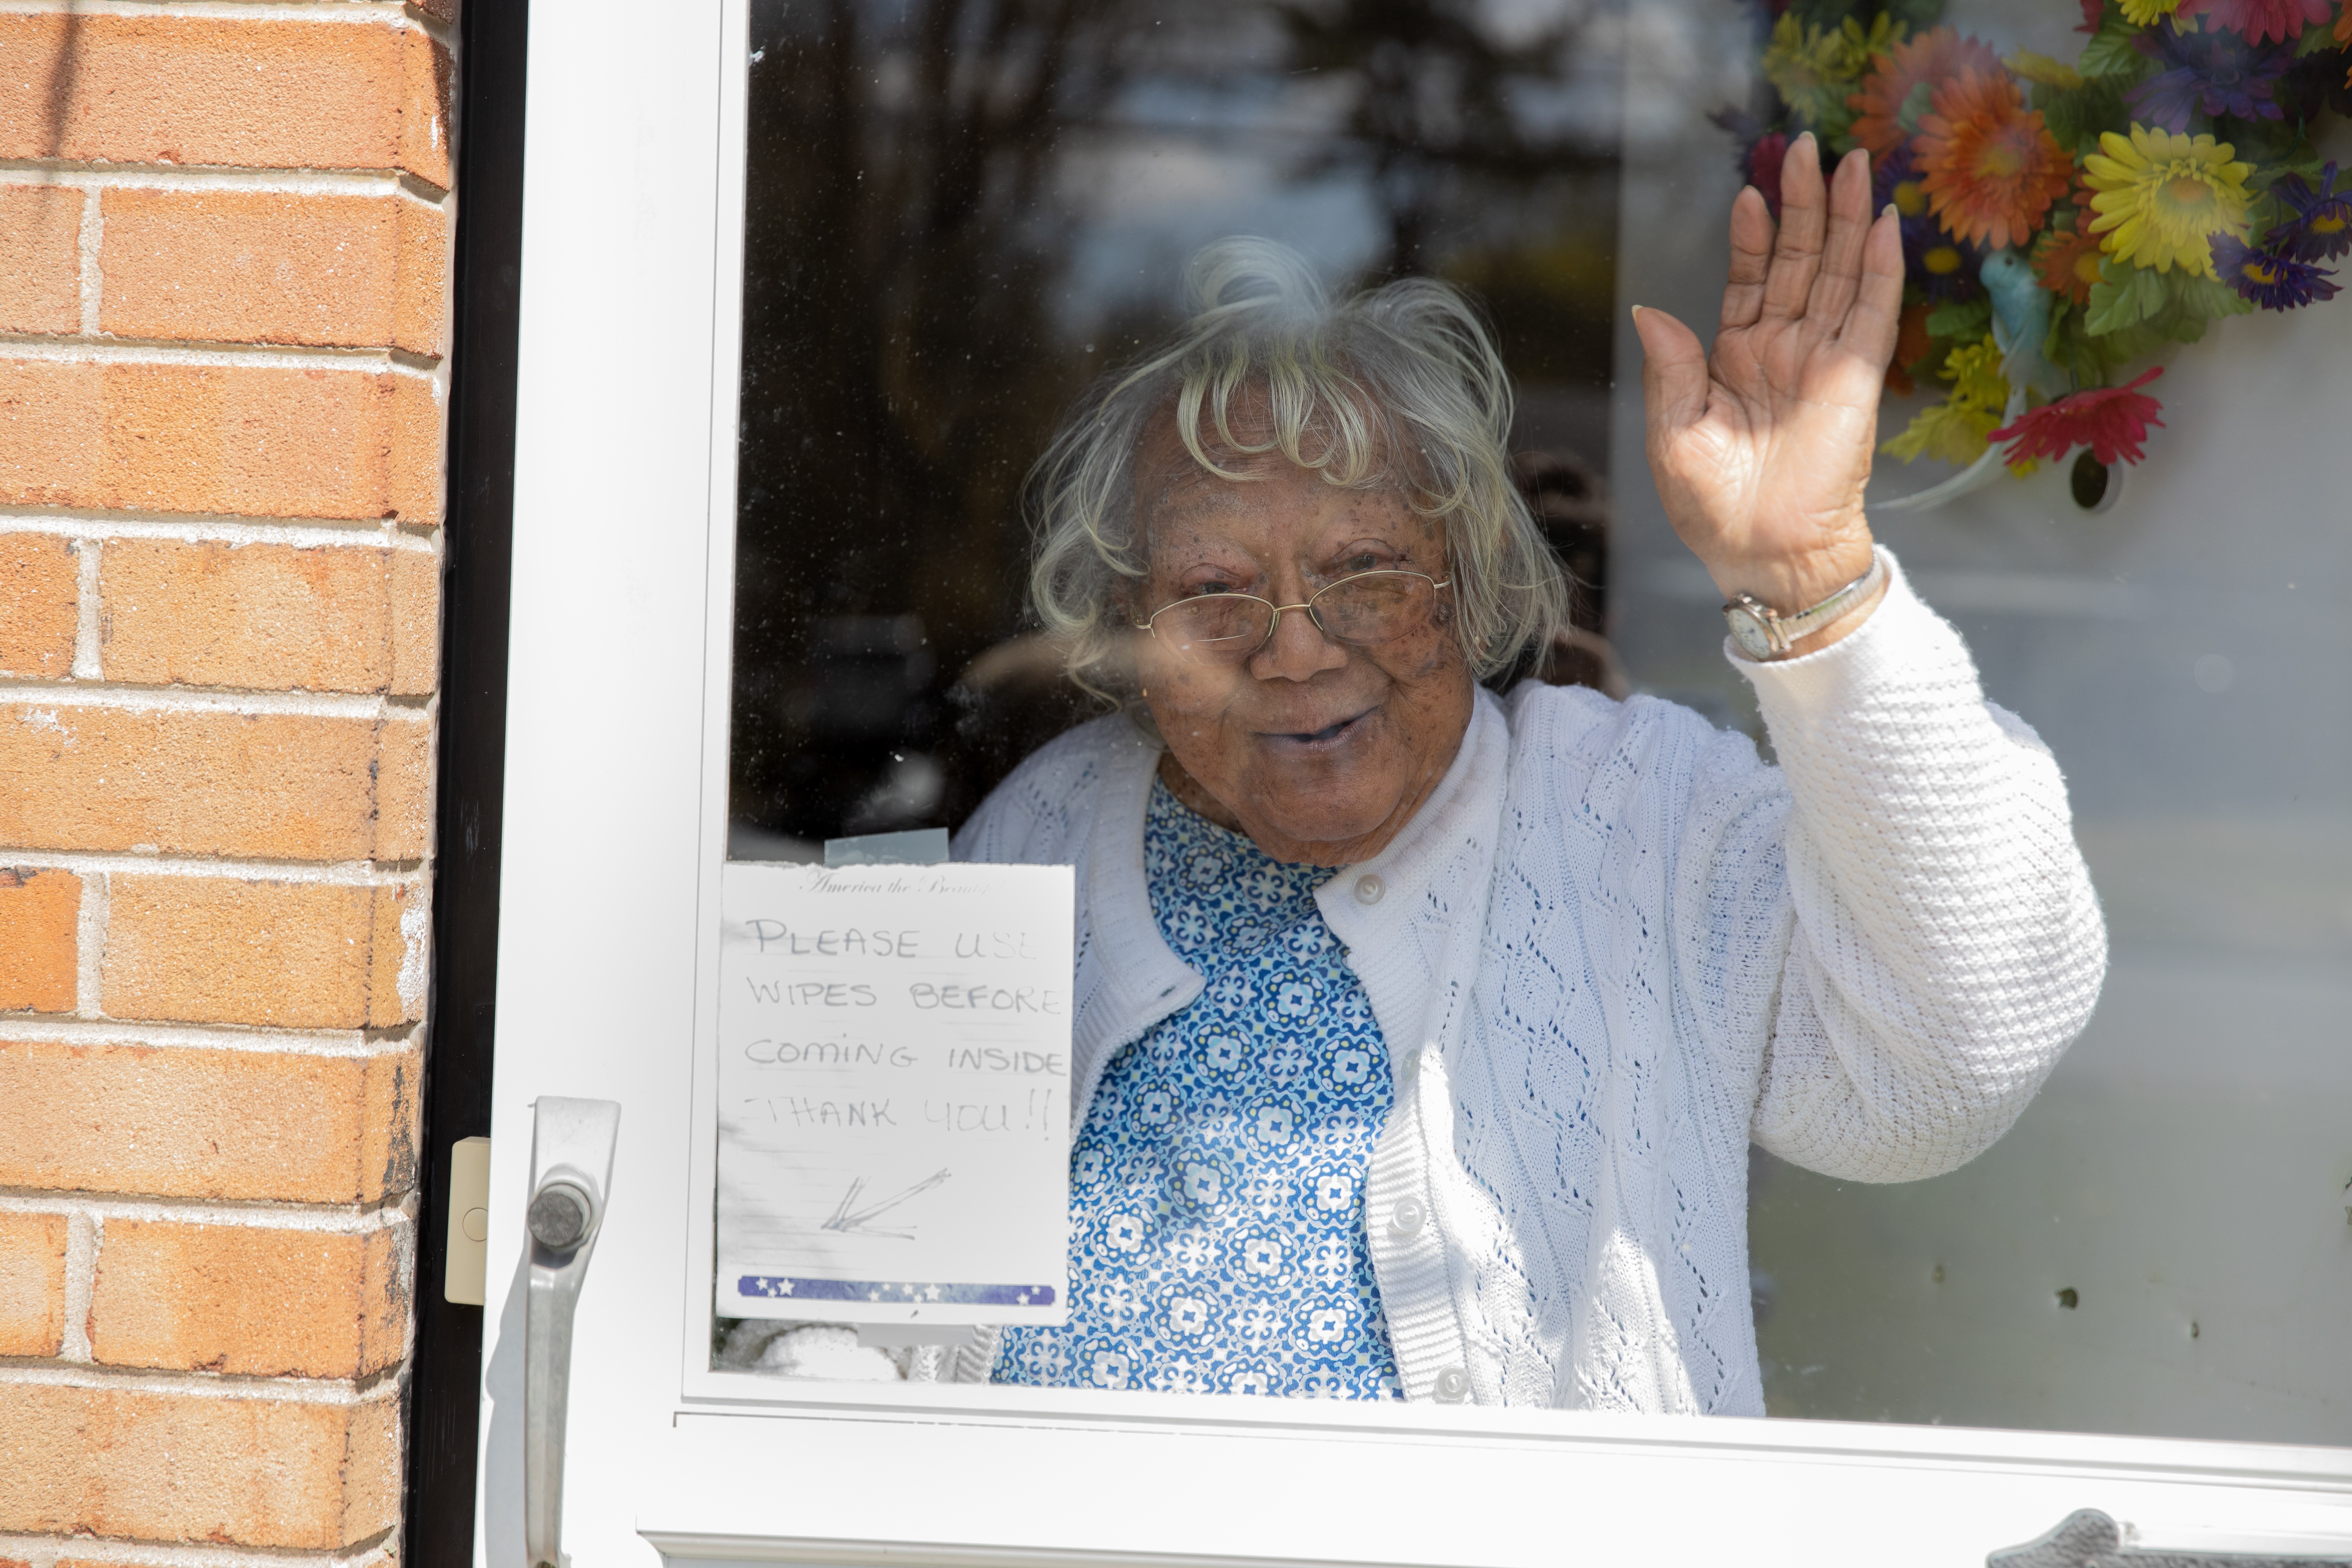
left=944, top=554, right=2106, bottom=1415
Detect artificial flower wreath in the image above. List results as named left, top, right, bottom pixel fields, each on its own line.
left=1719, top=0, right=2352, bottom=485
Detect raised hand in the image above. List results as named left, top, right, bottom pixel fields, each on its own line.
left=1633, top=134, right=1904, bottom=638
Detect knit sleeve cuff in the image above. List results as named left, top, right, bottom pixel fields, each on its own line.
left=1722, top=547, right=1976, bottom=732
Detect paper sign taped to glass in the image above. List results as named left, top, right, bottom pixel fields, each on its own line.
left=715, top=861, right=1075, bottom=1326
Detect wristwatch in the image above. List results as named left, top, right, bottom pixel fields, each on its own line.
left=1722, top=550, right=1886, bottom=661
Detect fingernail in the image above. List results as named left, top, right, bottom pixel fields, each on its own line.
left=1795, top=130, right=1816, bottom=148
left=1630, top=304, right=1646, bottom=320
left=1882, top=202, right=1898, bottom=220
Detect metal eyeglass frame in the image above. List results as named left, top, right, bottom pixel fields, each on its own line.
left=1131, top=569, right=1454, bottom=664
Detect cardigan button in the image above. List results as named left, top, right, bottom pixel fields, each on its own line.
left=1353, top=873, right=1385, bottom=905
left=1389, top=1197, right=1427, bottom=1238
left=1433, top=1366, right=1470, bottom=1403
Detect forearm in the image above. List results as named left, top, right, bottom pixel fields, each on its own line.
left=1738, top=550, right=2107, bottom=1180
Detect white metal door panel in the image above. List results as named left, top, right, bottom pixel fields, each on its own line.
left=474, top=0, right=728, bottom=1561
left=473, top=0, right=2352, bottom=1562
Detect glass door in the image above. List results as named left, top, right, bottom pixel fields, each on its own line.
left=470, top=0, right=2352, bottom=1558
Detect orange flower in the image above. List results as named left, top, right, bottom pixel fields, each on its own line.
left=2034, top=218, right=2106, bottom=305
left=1914, top=70, right=2074, bottom=250
left=1847, top=28, right=2005, bottom=156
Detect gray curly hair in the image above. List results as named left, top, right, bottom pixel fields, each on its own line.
left=1026, top=237, right=1569, bottom=700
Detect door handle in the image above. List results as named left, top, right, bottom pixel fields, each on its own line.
left=524, top=1096, right=621, bottom=1568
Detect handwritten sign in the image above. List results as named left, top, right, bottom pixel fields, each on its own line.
left=715, top=861, right=1075, bottom=1325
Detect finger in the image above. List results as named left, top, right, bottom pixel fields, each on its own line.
left=1632, top=304, right=1712, bottom=443
left=1761, top=133, right=1828, bottom=320
left=1719, top=185, right=1774, bottom=332
left=1805, top=148, right=1876, bottom=330
left=1834, top=206, right=1906, bottom=371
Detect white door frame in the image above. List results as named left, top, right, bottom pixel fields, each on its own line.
left=472, top=0, right=2352, bottom=1561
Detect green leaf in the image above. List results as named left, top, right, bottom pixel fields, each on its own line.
left=1812, top=98, right=1858, bottom=147
left=2032, top=83, right=2086, bottom=147
left=2034, top=76, right=2131, bottom=156
left=1924, top=297, right=1992, bottom=340
left=2149, top=271, right=2253, bottom=342
left=2043, top=302, right=2100, bottom=386
left=2162, top=308, right=2212, bottom=345
left=2040, top=296, right=2075, bottom=363
left=2272, top=144, right=2329, bottom=184
left=2088, top=260, right=2255, bottom=344
left=2223, top=115, right=2304, bottom=169
left=2100, top=318, right=2166, bottom=368
left=2084, top=260, right=2165, bottom=334
left=2076, top=18, right=2150, bottom=80
left=2046, top=289, right=2168, bottom=384
left=1895, top=78, right=1935, bottom=134
left=2295, top=21, right=2344, bottom=56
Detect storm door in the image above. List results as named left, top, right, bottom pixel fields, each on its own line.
left=469, top=0, right=2352, bottom=1560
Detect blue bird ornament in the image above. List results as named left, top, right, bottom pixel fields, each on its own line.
left=1878, top=247, right=2065, bottom=513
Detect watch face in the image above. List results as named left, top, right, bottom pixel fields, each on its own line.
left=1726, top=605, right=1775, bottom=660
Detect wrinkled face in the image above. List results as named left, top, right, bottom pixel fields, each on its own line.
left=1128, top=416, right=1475, bottom=867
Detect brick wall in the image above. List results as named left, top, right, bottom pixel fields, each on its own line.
left=0, top=3, right=452, bottom=1564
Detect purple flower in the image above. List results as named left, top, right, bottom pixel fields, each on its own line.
left=2212, top=233, right=2341, bottom=309
left=2269, top=162, right=2352, bottom=262
left=2126, top=21, right=2292, bottom=128
left=1875, top=144, right=1984, bottom=300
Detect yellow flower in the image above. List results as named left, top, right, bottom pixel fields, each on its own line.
left=2006, top=49, right=2084, bottom=90
left=2119, top=0, right=2180, bottom=24
left=1884, top=401, right=2002, bottom=465
left=1943, top=337, right=2009, bottom=413
left=1764, top=12, right=1903, bottom=125
left=2082, top=126, right=2254, bottom=278
left=1882, top=336, right=2010, bottom=465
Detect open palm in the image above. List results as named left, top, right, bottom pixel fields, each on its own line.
left=1634, top=136, right=1904, bottom=618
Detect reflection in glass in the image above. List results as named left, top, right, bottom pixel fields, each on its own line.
left=1609, top=0, right=2352, bottom=1447
left=731, top=0, right=1628, bottom=852
left=724, top=0, right=2352, bottom=1447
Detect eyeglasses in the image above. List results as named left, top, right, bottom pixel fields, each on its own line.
left=1133, top=569, right=1452, bottom=667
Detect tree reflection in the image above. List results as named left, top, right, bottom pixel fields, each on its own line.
left=732, top=0, right=1628, bottom=846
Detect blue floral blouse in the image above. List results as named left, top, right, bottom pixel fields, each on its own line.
left=993, top=779, right=1402, bottom=1398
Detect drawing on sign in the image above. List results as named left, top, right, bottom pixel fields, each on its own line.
left=821, top=1168, right=950, bottom=1239
left=714, top=861, right=1075, bottom=1326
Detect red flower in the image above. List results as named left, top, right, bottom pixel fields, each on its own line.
left=2176, top=0, right=2332, bottom=43
left=1990, top=368, right=2168, bottom=466
left=1847, top=28, right=2006, bottom=156
left=1914, top=70, right=2075, bottom=250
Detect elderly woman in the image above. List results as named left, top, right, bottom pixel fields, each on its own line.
left=939, top=141, right=2105, bottom=1411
